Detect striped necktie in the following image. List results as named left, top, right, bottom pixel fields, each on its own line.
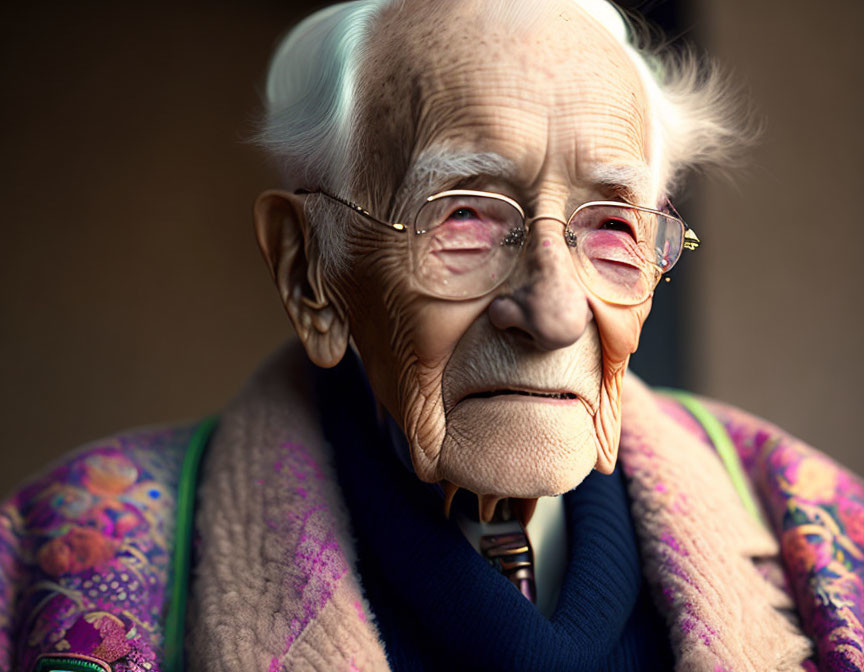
left=480, top=528, right=536, bottom=603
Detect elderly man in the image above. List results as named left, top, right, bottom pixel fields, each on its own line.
left=3, top=0, right=863, bottom=670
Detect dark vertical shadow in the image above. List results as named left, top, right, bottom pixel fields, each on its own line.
left=615, top=0, right=691, bottom=389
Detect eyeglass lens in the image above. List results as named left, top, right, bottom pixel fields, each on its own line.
left=412, top=194, right=683, bottom=304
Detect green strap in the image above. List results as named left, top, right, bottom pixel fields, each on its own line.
left=657, top=389, right=766, bottom=528
left=163, top=416, right=218, bottom=672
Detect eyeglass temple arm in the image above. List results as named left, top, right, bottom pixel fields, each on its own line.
left=295, top=189, right=406, bottom=232
left=664, top=199, right=700, bottom=252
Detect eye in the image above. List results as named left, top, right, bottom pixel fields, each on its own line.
left=448, top=207, right=479, bottom=221
left=600, top=217, right=635, bottom=238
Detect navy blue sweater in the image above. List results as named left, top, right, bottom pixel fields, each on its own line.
left=315, top=354, right=674, bottom=671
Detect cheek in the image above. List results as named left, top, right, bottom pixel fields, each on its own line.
left=389, top=299, right=494, bottom=483
left=410, top=299, right=491, bottom=365
left=341, top=228, right=489, bottom=370
left=588, top=296, right=652, bottom=366
left=587, top=296, right=652, bottom=471
left=338, top=242, right=492, bottom=468
left=399, top=300, right=492, bottom=459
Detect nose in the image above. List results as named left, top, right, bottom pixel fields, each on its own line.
left=487, top=218, right=592, bottom=350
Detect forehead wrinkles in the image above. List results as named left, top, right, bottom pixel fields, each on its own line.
left=357, top=1, right=650, bottom=199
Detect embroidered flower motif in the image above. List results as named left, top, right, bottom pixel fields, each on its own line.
left=782, top=526, right=830, bottom=578
left=837, top=499, right=864, bottom=549
left=36, top=526, right=119, bottom=577
left=712, top=402, right=864, bottom=671
left=3, top=426, right=192, bottom=672
left=83, top=500, right=146, bottom=539
left=82, top=454, right=139, bottom=497
left=786, top=457, right=839, bottom=502
left=125, top=480, right=170, bottom=512
left=62, top=612, right=132, bottom=662
left=48, top=485, right=94, bottom=519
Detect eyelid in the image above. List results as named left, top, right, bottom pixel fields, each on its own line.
left=603, top=215, right=638, bottom=239
left=568, top=204, right=640, bottom=240
left=447, top=205, right=481, bottom=218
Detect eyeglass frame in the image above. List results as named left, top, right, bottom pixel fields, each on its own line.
left=295, top=187, right=700, bottom=305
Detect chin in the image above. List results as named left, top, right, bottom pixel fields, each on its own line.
left=436, top=396, right=599, bottom=498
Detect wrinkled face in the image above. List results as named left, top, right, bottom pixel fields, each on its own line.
left=330, top=0, right=658, bottom=500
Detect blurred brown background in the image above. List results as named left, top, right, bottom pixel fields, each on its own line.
left=2, top=0, right=862, bottom=496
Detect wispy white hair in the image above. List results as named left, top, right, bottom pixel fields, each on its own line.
left=255, top=0, right=747, bottom=270
left=259, top=0, right=388, bottom=189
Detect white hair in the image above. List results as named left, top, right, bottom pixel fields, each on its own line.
left=255, top=0, right=747, bottom=271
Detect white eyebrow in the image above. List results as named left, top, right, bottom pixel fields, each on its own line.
left=394, top=150, right=518, bottom=210
left=585, top=164, right=658, bottom=204
left=393, top=154, right=659, bottom=216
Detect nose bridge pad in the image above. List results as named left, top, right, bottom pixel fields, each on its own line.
left=527, top=214, right=569, bottom=231
left=521, top=215, right=572, bottom=279
left=511, top=214, right=596, bottom=307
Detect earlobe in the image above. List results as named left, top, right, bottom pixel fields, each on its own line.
left=253, top=190, right=350, bottom=368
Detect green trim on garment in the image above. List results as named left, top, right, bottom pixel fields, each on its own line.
left=163, top=416, right=218, bottom=672
left=656, top=388, right=766, bottom=528
left=32, top=654, right=113, bottom=672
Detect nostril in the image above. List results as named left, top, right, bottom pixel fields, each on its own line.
left=488, top=290, right=590, bottom=351
left=501, top=325, right=534, bottom=345
left=487, top=295, right=525, bottom=333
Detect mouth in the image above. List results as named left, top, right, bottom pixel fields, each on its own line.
left=461, top=388, right=580, bottom=402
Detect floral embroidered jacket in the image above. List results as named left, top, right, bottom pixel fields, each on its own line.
left=1, top=345, right=863, bottom=671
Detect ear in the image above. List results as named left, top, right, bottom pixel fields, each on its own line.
left=254, top=190, right=350, bottom=368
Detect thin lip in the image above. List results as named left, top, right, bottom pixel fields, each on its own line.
left=457, top=386, right=583, bottom=404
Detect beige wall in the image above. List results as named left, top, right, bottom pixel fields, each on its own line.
left=2, top=1, right=862, bottom=497
left=0, top=3, right=306, bottom=496
left=689, top=0, right=864, bottom=472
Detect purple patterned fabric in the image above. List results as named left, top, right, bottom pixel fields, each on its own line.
left=704, top=401, right=864, bottom=671
left=0, top=425, right=194, bottom=671
left=1, top=396, right=862, bottom=670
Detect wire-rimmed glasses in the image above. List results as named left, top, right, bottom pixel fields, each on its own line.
left=297, top=188, right=699, bottom=306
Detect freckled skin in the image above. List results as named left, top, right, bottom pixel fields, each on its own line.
left=263, top=0, right=659, bottom=505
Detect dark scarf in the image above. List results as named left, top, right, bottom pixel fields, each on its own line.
left=314, top=353, right=673, bottom=671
